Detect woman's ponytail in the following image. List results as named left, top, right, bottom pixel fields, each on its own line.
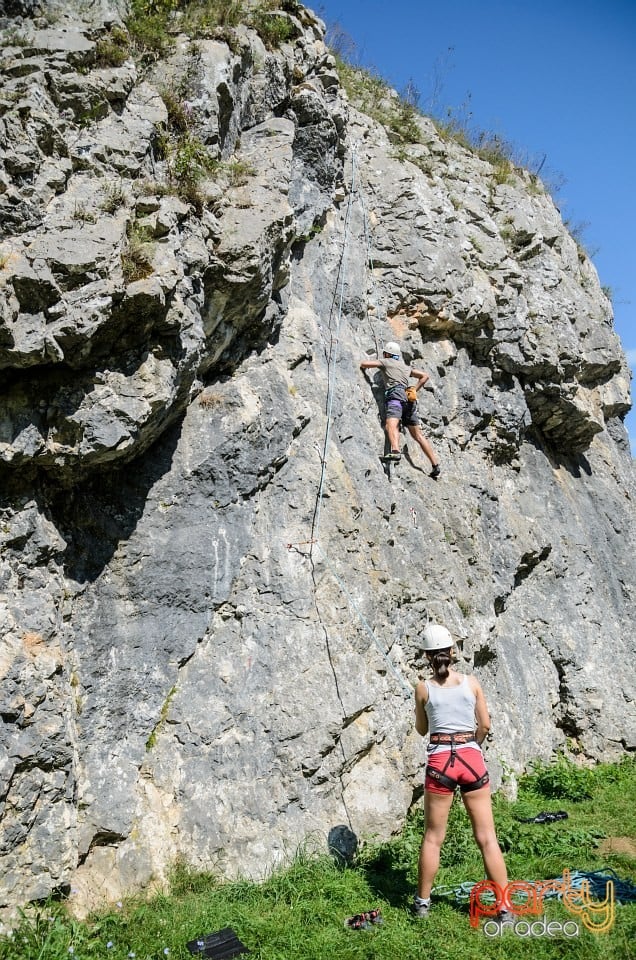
left=430, top=648, right=452, bottom=681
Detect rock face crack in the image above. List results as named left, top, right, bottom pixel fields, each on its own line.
left=513, top=545, right=552, bottom=587
left=78, top=829, right=126, bottom=866
left=494, top=543, right=553, bottom=615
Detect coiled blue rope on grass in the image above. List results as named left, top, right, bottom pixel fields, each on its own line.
left=433, top=870, right=636, bottom=906
left=570, top=869, right=636, bottom=904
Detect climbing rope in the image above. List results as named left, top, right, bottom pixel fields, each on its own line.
left=433, top=869, right=636, bottom=906
left=358, top=167, right=382, bottom=359
left=290, top=144, right=414, bottom=698
left=312, top=144, right=358, bottom=543
left=315, top=543, right=413, bottom=696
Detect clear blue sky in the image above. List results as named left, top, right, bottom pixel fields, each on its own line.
left=315, top=0, right=636, bottom=452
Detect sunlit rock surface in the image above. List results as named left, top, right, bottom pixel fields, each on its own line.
left=0, top=0, right=633, bottom=922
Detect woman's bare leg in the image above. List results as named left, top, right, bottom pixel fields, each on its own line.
left=418, top=790, right=455, bottom=898
left=462, top=787, right=508, bottom=892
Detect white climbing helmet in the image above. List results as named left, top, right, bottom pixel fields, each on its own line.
left=383, top=341, right=401, bottom=357
left=422, top=623, right=453, bottom=651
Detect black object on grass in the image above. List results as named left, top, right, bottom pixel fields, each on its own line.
left=186, top=927, right=249, bottom=959
left=516, top=811, right=569, bottom=824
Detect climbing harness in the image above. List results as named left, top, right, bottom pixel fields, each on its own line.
left=429, top=732, right=476, bottom=745
left=384, top=384, right=408, bottom=406
left=426, top=734, right=490, bottom=793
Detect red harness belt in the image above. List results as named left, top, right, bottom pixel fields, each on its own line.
left=427, top=732, right=489, bottom=793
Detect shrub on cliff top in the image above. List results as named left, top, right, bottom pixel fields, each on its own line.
left=335, top=57, right=423, bottom=145
left=127, top=0, right=299, bottom=59
left=94, top=25, right=131, bottom=67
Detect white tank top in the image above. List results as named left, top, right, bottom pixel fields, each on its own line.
left=424, top=676, right=479, bottom=753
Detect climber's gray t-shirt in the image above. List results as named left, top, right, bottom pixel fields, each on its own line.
left=379, top=357, right=410, bottom=391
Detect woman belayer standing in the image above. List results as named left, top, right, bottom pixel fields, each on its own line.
left=412, top=623, right=511, bottom=922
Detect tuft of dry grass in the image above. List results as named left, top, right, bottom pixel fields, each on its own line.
left=198, top=391, right=223, bottom=408
left=101, top=180, right=128, bottom=214
left=122, top=223, right=155, bottom=282
left=94, top=25, right=131, bottom=67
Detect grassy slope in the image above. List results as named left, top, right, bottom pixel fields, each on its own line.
left=1, top=758, right=634, bottom=960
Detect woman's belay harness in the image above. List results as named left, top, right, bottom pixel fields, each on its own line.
left=427, top=732, right=490, bottom=793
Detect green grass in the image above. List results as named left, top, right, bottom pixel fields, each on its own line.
left=1, top=758, right=634, bottom=959
left=331, top=53, right=535, bottom=191
left=126, top=0, right=300, bottom=60
left=121, top=222, right=155, bottom=282
left=94, top=26, right=131, bottom=67
left=334, top=57, right=422, bottom=145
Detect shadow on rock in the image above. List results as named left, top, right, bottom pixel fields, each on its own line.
left=48, top=415, right=183, bottom=583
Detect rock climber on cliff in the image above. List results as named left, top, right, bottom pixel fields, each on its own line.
left=360, top=341, right=441, bottom=477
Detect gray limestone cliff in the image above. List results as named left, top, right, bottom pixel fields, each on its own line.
left=0, top=0, right=634, bottom=923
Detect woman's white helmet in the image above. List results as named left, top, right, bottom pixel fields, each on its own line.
left=383, top=341, right=401, bottom=357
left=422, top=623, right=453, bottom=650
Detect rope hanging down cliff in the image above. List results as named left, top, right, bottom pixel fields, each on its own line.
left=311, top=144, right=358, bottom=544
left=295, top=144, right=413, bottom=698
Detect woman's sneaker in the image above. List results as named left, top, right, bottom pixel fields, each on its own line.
left=412, top=897, right=431, bottom=918
left=496, top=909, right=515, bottom=927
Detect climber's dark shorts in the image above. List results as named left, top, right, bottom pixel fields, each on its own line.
left=425, top=746, right=489, bottom=795
left=385, top=398, right=419, bottom=427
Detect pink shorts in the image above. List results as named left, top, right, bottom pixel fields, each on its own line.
left=425, top=746, right=489, bottom=795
